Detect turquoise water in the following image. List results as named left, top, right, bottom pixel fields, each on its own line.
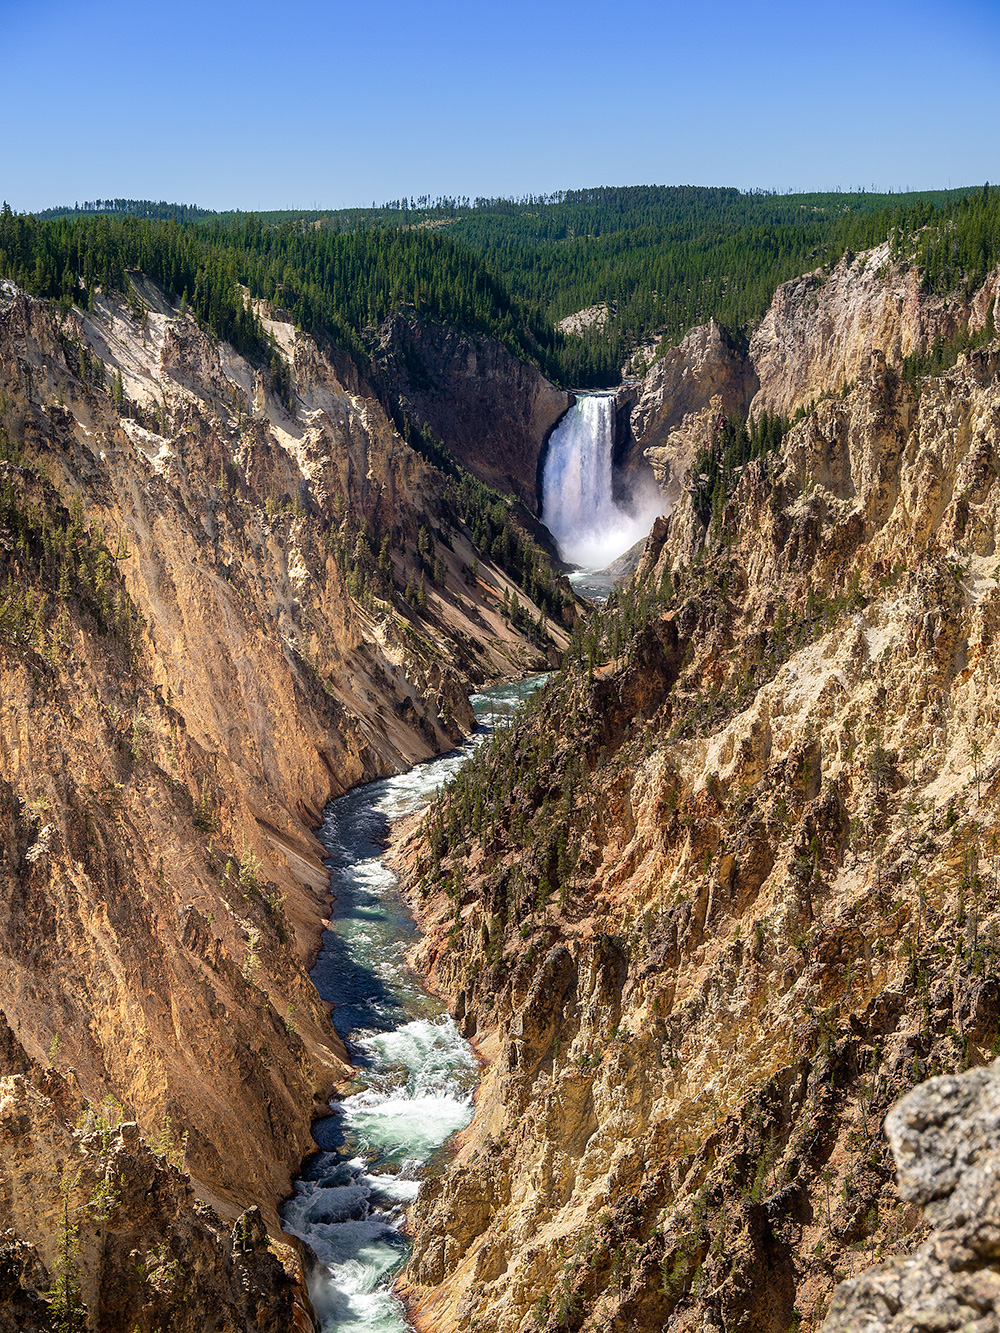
left=282, top=677, right=547, bottom=1332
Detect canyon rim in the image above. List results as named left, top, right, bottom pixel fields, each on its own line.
left=0, top=182, right=998, bottom=1333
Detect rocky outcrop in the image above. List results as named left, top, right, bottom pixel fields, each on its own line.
left=556, top=305, right=611, bottom=337
left=0, top=1064, right=303, bottom=1333
left=395, top=323, right=1000, bottom=1333
left=622, top=253, right=999, bottom=522
left=750, top=241, right=1000, bottom=419
left=824, top=1061, right=1000, bottom=1332
left=622, top=318, right=757, bottom=508
left=370, top=314, right=571, bottom=510
left=0, top=279, right=570, bottom=1328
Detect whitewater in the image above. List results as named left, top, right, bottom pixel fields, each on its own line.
left=541, top=392, right=663, bottom=570
left=282, top=678, right=546, bottom=1332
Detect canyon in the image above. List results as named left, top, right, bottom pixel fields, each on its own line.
left=394, top=248, right=1000, bottom=1333
left=1, top=223, right=999, bottom=1333
left=0, top=277, right=570, bottom=1329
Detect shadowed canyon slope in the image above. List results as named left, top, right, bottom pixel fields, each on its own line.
left=0, top=279, right=572, bottom=1330
left=371, top=314, right=572, bottom=512
left=392, top=247, right=1000, bottom=1333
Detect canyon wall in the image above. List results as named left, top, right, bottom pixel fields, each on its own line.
left=620, top=318, right=757, bottom=507
left=395, top=254, right=1000, bottom=1332
left=750, top=240, right=1000, bottom=419
left=624, top=246, right=1000, bottom=519
left=371, top=314, right=572, bottom=512
left=0, top=280, right=567, bottom=1329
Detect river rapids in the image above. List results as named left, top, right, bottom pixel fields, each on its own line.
left=282, top=678, right=546, bottom=1332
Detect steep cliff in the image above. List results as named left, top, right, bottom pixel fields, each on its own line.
left=621, top=319, right=757, bottom=507
left=750, top=240, right=1000, bottom=419
left=394, top=280, right=1000, bottom=1332
left=624, top=246, right=999, bottom=523
left=0, top=1043, right=301, bottom=1333
left=0, top=278, right=570, bottom=1328
left=370, top=314, right=572, bottom=512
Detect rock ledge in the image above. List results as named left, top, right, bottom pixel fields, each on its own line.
left=825, top=1060, right=1000, bottom=1332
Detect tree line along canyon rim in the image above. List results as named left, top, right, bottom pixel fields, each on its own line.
left=0, top=183, right=999, bottom=1333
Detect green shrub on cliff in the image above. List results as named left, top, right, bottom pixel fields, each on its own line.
left=0, top=472, right=145, bottom=660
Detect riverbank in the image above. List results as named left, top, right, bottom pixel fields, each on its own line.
left=281, top=677, right=548, bottom=1333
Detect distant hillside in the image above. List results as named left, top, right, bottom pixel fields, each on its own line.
left=0, top=207, right=554, bottom=386
left=10, top=183, right=999, bottom=387
left=217, top=184, right=995, bottom=383
left=34, top=198, right=216, bottom=223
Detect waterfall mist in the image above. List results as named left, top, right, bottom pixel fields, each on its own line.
left=541, top=394, right=664, bottom=570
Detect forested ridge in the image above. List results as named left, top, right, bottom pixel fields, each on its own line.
left=3, top=183, right=999, bottom=388
left=438, top=184, right=1000, bottom=381
left=34, top=198, right=215, bottom=223
left=0, top=207, right=552, bottom=376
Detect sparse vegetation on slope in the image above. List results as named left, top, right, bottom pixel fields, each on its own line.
left=396, top=317, right=1000, bottom=1333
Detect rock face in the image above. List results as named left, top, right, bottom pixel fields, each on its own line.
left=371, top=314, right=572, bottom=510
left=394, top=289, right=1000, bottom=1331
left=0, top=1062, right=301, bottom=1333
left=623, top=319, right=758, bottom=507
left=622, top=250, right=999, bottom=523
left=750, top=241, right=1000, bottom=419
left=556, top=305, right=611, bottom=337
left=0, top=279, right=569, bottom=1329
left=824, top=1061, right=1000, bottom=1332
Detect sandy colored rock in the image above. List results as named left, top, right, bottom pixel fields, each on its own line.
left=393, top=303, right=1000, bottom=1332
left=0, top=277, right=569, bottom=1329
left=625, top=318, right=758, bottom=508
left=750, top=243, right=1000, bottom=419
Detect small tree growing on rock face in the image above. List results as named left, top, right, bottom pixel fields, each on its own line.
left=867, top=731, right=891, bottom=797
left=907, top=739, right=920, bottom=786
left=820, top=1165, right=836, bottom=1228
left=971, top=739, right=984, bottom=802
left=50, top=1167, right=85, bottom=1333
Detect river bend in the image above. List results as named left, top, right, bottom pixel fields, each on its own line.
left=282, top=677, right=545, bottom=1332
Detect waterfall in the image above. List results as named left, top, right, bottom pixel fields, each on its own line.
left=541, top=393, right=662, bottom=570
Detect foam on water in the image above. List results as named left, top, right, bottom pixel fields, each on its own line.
left=366, top=1016, right=477, bottom=1082
left=542, top=393, right=663, bottom=570
left=284, top=676, right=549, bottom=1331
left=284, top=1016, right=475, bottom=1328
left=343, top=1017, right=478, bottom=1163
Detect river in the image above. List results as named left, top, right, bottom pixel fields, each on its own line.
left=281, top=676, right=547, bottom=1332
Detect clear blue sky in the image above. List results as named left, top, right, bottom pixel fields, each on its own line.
left=2, top=0, right=998, bottom=212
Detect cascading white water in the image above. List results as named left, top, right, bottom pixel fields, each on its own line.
left=282, top=677, right=549, bottom=1333
left=541, top=392, right=663, bottom=571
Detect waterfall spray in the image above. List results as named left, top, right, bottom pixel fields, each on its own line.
left=541, top=394, right=662, bottom=569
